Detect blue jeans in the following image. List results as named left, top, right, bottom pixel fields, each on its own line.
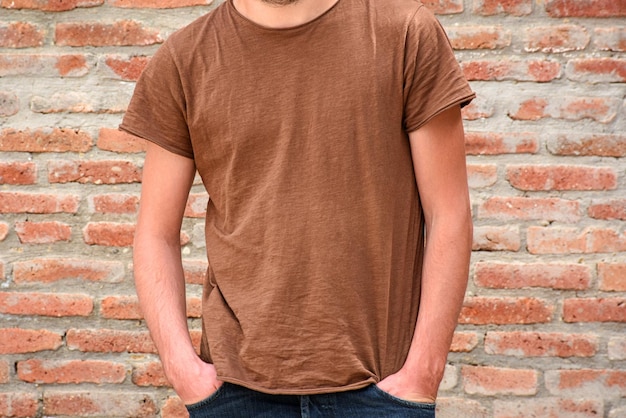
left=186, top=382, right=436, bottom=417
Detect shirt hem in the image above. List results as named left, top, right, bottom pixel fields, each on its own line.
left=216, top=375, right=378, bottom=395
left=118, top=124, right=194, bottom=160
left=405, top=92, right=476, bottom=134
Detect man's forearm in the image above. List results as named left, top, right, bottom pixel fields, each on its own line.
left=403, top=209, right=472, bottom=385
left=134, top=232, right=222, bottom=404
left=133, top=233, right=199, bottom=376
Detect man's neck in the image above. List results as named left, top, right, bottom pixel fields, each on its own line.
left=232, top=0, right=340, bottom=29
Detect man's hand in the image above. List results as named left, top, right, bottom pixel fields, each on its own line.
left=170, top=356, right=223, bottom=405
left=376, top=367, right=437, bottom=404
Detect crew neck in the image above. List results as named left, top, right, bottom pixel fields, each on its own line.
left=228, top=0, right=342, bottom=32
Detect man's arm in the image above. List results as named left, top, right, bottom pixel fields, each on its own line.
left=377, top=105, right=472, bottom=402
left=134, top=141, right=222, bottom=404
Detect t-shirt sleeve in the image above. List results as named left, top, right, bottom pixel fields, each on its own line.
left=403, top=6, right=475, bottom=133
left=119, top=42, right=194, bottom=159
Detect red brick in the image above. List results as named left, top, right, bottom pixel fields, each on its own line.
left=102, top=54, right=150, bottom=81
left=527, top=227, right=626, bottom=254
left=462, top=59, right=559, bottom=82
left=472, top=226, right=520, bottom=251
left=461, top=99, right=495, bottom=120
left=0, top=192, right=79, bottom=214
left=0, top=359, right=9, bottom=383
left=0, top=22, right=44, bottom=48
left=506, top=165, right=617, bottom=191
left=562, top=97, right=620, bottom=122
left=594, top=27, right=626, bottom=52
left=563, top=298, right=626, bottom=323
left=15, top=221, right=71, bottom=244
left=524, top=25, right=590, bottom=53
left=464, top=132, right=538, bottom=155
left=588, top=199, right=626, bottom=220
left=526, top=227, right=586, bottom=254
left=183, top=259, right=208, bottom=285
left=185, top=193, right=209, bottom=218
left=100, top=295, right=142, bottom=319
left=494, top=398, right=604, bottom=418
left=0, top=54, right=90, bottom=77
left=162, top=396, right=188, bottom=418
left=0, top=328, right=63, bottom=354
left=17, top=359, right=126, bottom=384
left=472, top=0, right=532, bottom=15
left=55, top=20, right=162, bottom=47
left=548, top=133, right=626, bottom=157
left=588, top=228, right=626, bottom=253
left=509, top=96, right=619, bottom=123
left=477, top=197, right=580, bottom=223
left=83, top=222, right=135, bottom=247
left=421, top=0, right=464, bottom=14
left=0, top=91, right=19, bottom=116
left=101, top=295, right=201, bottom=319
left=509, top=97, right=547, bottom=120
left=111, top=0, right=211, bottom=8
left=13, top=258, right=125, bottom=284
left=0, top=128, right=92, bottom=152
left=545, top=0, right=626, bottom=18
left=608, top=337, right=626, bottom=360
left=56, top=56, right=89, bottom=78
left=450, top=332, right=479, bottom=352
left=48, top=160, right=142, bottom=184
left=474, top=262, right=591, bottom=290
left=567, top=58, right=626, bottom=83
left=462, top=365, right=538, bottom=396
left=0, top=292, right=93, bottom=317
left=89, top=193, right=139, bottom=214
left=0, top=162, right=36, bottom=185
left=447, top=26, right=511, bottom=50
left=0, top=392, right=39, bottom=418
left=467, top=164, right=497, bottom=188
left=66, top=328, right=156, bottom=353
left=0, top=222, right=8, bottom=241
left=188, top=297, right=202, bottom=318
left=97, top=127, right=147, bottom=153
left=459, top=297, right=554, bottom=325
left=485, top=331, right=597, bottom=357
left=598, top=263, right=626, bottom=291
left=1, top=0, right=104, bottom=11
left=43, top=391, right=157, bottom=417
left=132, top=361, right=171, bottom=387
left=545, top=369, right=626, bottom=397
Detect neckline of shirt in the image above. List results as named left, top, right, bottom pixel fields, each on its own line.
left=227, top=0, right=342, bottom=33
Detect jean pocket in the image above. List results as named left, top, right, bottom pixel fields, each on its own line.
left=185, top=383, right=228, bottom=413
left=370, top=385, right=436, bottom=409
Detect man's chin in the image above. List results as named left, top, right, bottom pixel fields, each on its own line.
left=261, top=0, right=301, bottom=6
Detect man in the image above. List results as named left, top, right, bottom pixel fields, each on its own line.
left=121, top=0, right=474, bottom=416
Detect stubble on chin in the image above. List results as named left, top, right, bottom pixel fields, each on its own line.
left=261, top=0, right=301, bottom=5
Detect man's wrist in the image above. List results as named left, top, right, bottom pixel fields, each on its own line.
left=402, top=349, right=447, bottom=390
left=160, top=344, right=202, bottom=382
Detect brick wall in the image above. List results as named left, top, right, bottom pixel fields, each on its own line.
left=0, top=0, right=624, bottom=417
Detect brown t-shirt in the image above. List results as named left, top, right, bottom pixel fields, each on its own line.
left=121, top=0, right=474, bottom=395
